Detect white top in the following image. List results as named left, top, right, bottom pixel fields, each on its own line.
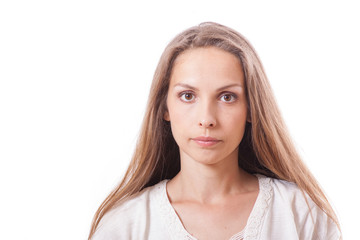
left=92, top=175, right=341, bottom=240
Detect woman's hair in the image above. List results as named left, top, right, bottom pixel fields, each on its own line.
left=89, top=22, right=340, bottom=238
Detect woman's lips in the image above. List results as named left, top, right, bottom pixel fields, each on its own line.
left=191, top=136, right=221, bottom=147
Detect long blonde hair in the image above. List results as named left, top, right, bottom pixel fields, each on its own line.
left=89, top=22, right=340, bottom=238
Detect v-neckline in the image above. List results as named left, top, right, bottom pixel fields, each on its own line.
left=157, top=174, right=273, bottom=240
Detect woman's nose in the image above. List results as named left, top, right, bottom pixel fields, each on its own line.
left=199, top=119, right=216, bottom=128
left=198, top=101, right=217, bottom=128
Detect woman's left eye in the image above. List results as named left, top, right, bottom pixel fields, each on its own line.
left=179, top=92, right=195, bottom=102
left=220, top=93, right=237, bottom=102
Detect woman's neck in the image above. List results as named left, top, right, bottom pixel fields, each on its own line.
left=167, top=151, right=258, bottom=204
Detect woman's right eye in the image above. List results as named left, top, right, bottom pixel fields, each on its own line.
left=179, top=92, right=195, bottom=102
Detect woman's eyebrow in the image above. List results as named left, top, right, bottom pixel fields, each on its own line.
left=173, top=83, right=198, bottom=91
left=173, top=83, right=243, bottom=91
left=216, top=83, right=243, bottom=91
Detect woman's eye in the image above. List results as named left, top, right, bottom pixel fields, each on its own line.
left=220, top=94, right=237, bottom=102
left=180, top=92, right=195, bottom=102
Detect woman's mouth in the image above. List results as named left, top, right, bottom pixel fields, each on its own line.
left=191, top=136, right=221, bottom=147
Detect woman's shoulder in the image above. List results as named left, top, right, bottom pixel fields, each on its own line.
left=267, top=176, right=325, bottom=217
left=269, top=176, right=329, bottom=215
left=270, top=177, right=310, bottom=203
left=256, top=174, right=310, bottom=210
left=260, top=175, right=341, bottom=239
left=92, top=180, right=167, bottom=240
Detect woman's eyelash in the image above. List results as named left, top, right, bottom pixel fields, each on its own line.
left=219, top=92, right=238, bottom=102
left=178, top=91, right=195, bottom=102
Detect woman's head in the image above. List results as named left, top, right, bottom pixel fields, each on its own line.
left=144, top=21, right=277, bottom=183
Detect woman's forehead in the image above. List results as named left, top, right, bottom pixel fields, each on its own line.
left=170, top=47, right=245, bottom=88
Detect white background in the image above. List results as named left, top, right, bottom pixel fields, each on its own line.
left=0, top=0, right=359, bottom=239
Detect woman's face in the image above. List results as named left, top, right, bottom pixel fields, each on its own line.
left=165, top=47, right=249, bottom=166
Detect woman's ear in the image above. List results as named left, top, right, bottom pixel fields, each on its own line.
left=164, top=111, right=170, bottom=121
left=246, top=110, right=251, bottom=123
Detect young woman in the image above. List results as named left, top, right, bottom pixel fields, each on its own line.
left=89, top=22, right=341, bottom=240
